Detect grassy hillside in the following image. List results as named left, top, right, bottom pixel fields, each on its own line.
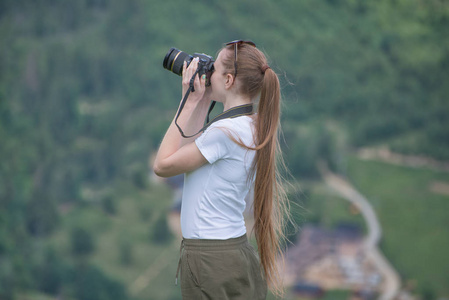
left=347, top=157, right=449, bottom=298
left=41, top=182, right=182, bottom=300
left=1, top=0, right=448, bottom=299
left=30, top=178, right=376, bottom=300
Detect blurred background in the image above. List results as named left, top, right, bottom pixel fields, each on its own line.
left=1, top=0, right=448, bottom=299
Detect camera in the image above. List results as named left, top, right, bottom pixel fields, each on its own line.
left=163, top=48, right=215, bottom=86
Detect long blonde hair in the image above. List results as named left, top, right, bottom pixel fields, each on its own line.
left=222, top=43, right=289, bottom=297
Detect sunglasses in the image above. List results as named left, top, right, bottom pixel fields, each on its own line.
left=225, top=40, right=256, bottom=78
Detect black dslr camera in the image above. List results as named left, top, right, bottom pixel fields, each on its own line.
left=163, top=48, right=215, bottom=86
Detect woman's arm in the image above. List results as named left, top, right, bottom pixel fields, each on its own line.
left=153, top=58, right=210, bottom=177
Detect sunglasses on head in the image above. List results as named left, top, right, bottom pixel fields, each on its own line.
left=225, top=40, right=256, bottom=78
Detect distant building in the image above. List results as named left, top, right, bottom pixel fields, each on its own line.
left=282, top=224, right=381, bottom=295
left=292, top=282, right=325, bottom=298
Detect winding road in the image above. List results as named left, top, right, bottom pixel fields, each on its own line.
left=318, top=162, right=401, bottom=300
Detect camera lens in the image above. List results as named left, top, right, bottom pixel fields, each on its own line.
left=163, top=48, right=192, bottom=76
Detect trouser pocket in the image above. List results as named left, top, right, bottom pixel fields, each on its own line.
left=181, top=250, right=200, bottom=288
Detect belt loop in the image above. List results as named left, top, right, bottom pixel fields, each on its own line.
left=175, top=239, right=184, bottom=285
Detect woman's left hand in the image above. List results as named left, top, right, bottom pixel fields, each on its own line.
left=181, top=57, right=209, bottom=104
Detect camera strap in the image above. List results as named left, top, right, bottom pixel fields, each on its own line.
left=174, top=69, right=253, bottom=138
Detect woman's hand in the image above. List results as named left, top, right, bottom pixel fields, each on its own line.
left=154, top=57, right=210, bottom=177
left=181, top=57, right=209, bottom=104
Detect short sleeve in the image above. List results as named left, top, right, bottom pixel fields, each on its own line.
left=195, top=124, right=235, bottom=164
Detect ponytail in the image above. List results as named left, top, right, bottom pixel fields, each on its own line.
left=221, top=44, right=289, bottom=297
left=253, top=67, right=288, bottom=297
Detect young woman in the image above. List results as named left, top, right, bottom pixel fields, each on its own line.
left=154, top=40, right=289, bottom=299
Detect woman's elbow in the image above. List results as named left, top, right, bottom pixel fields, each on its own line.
left=153, top=161, right=173, bottom=178
left=153, top=162, right=167, bottom=177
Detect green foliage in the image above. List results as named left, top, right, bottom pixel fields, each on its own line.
left=132, top=169, right=150, bottom=190
left=150, top=214, right=172, bottom=245
left=283, top=121, right=338, bottom=177
left=301, top=182, right=367, bottom=233
left=70, top=227, right=95, bottom=256
left=118, top=238, right=133, bottom=266
left=71, top=263, right=127, bottom=300
left=347, top=157, right=449, bottom=298
left=33, top=247, right=68, bottom=295
left=101, top=195, right=117, bottom=215
left=0, top=0, right=448, bottom=298
left=25, top=191, right=59, bottom=237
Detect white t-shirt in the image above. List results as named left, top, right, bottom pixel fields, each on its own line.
left=181, top=116, right=256, bottom=239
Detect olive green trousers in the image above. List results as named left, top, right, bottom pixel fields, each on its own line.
left=176, top=234, right=267, bottom=300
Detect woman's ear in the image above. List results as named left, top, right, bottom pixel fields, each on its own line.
left=225, top=73, right=235, bottom=89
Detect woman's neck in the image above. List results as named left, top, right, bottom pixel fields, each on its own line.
left=223, top=94, right=252, bottom=111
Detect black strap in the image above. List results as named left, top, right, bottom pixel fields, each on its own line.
left=203, top=101, right=253, bottom=131
left=174, top=68, right=253, bottom=138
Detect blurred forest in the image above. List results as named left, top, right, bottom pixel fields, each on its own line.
left=0, top=0, right=448, bottom=299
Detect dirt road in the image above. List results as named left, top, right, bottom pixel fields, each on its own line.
left=319, top=163, right=401, bottom=300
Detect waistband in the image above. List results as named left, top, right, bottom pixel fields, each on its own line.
left=175, top=234, right=248, bottom=285
left=182, top=234, right=248, bottom=251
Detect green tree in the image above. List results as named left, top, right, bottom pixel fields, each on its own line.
left=70, top=227, right=95, bottom=256
left=73, top=264, right=127, bottom=300
left=150, top=214, right=172, bottom=244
